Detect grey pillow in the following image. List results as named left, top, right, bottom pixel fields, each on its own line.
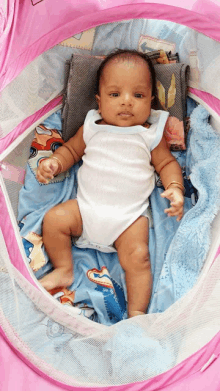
left=62, top=54, right=103, bottom=142
left=62, top=54, right=189, bottom=149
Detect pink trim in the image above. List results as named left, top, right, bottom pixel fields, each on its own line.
left=0, top=95, right=63, bottom=154
left=0, top=308, right=101, bottom=389
left=192, top=0, right=220, bottom=24
left=1, top=320, right=220, bottom=390
left=0, top=331, right=64, bottom=391
left=215, top=246, right=220, bottom=259
left=0, top=162, right=25, bottom=184
left=1, top=3, right=220, bottom=92
left=189, top=88, right=220, bottom=116
left=0, top=323, right=80, bottom=391
left=210, top=249, right=220, bottom=269
left=0, top=187, right=38, bottom=288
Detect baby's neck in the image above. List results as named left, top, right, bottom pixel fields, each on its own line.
left=96, top=119, right=107, bottom=125
left=96, top=119, right=150, bottom=128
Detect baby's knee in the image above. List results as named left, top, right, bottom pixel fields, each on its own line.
left=43, top=206, right=66, bottom=231
left=43, top=204, right=82, bottom=237
left=124, top=245, right=150, bottom=272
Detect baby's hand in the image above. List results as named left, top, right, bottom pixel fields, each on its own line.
left=160, top=187, right=184, bottom=221
left=36, top=157, right=59, bottom=184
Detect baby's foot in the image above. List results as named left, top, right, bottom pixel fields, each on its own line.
left=39, top=268, right=73, bottom=291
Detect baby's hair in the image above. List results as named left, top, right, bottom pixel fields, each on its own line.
left=95, top=49, right=158, bottom=106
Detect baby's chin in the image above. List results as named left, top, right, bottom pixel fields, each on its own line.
left=102, top=117, right=145, bottom=127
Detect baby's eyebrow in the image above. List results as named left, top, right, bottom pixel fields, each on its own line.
left=134, top=84, right=149, bottom=90
left=105, top=85, right=119, bottom=90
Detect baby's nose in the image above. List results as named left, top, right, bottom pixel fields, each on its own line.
left=121, top=93, right=133, bottom=105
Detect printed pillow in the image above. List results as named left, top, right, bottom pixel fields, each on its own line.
left=62, top=54, right=189, bottom=150
left=154, top=62, right=190, bottom=150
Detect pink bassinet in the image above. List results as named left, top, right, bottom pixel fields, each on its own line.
left=1, top=0, right=220, bottom=390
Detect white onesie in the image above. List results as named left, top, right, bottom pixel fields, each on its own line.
left=75, top=109, right=169, bottom=252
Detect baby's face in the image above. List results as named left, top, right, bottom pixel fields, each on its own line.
left=96, top=58, right=153, bottom=127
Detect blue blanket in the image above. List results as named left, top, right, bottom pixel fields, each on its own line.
left=18, top=103, right=220, bottom=325
left=148, top=105, right=220, bottom=313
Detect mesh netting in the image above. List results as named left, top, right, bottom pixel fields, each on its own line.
left=0, top=46, right=90, bottom=138
left=1, top=16, right=220, bottom=387
left=1, top=232, right=220, bottom=387
left=2, top=131, right=34, bottom=218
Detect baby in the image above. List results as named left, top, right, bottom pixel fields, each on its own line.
left=37, top=49, right=184, bottom=318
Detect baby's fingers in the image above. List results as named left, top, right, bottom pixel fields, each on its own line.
left=160, top=189, right=174, bottom=201
left=161, top=187, right=184, bottom=221
left=36, top=165, right=53, bottom=183
left=164, top=205, right=184, bottom=221
left=170, top=199, right=184, bottom=209
left=36, top=171, right=51, bottom=184
left=176, top=212, right=183, bottom=222
left=175, top=207, right=184, bottom=221
left=39, top=159, right=57, bottom=173
left=37, top=158, right=59, bottom=182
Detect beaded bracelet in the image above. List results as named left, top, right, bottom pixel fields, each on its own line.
left=165, top=181, right=185, bottom=194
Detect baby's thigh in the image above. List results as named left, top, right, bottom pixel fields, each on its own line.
left=43, top=199, right=83, bottom=237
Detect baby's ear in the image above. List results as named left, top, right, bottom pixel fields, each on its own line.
left=95, top=94, right=101, bottom=112
left=151, top=95, right=157, bottom=109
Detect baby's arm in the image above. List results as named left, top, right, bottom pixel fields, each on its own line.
left=151, top=136, right=184, bottom=221
left=37, top=125, right=85, bottom=184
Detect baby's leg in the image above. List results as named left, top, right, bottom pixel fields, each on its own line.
left=114, top=216, right=152, bottom=318
left=39, top=199, right=82, bottom=291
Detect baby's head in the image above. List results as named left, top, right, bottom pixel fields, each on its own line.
left=95, top=49, right=157, bottom=127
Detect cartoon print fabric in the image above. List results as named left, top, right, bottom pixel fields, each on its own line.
left=28, top=124, right=68, bottom=184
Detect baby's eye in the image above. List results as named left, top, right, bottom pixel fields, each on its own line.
left=135, top=93, right=144, bottom=98
left=110, top=93, right=119, bottom=97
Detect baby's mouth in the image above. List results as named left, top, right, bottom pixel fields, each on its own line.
left=118, top=112, right=133, bottom=118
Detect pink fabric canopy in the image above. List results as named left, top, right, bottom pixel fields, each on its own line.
left=1, top=0, right=220, bottom=92
left=1, top=1, right=220, bottom=390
